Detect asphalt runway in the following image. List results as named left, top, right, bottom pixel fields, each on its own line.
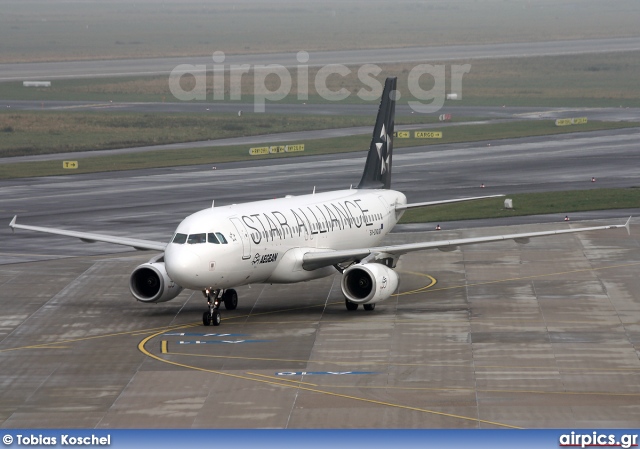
left=1, top=128, right=640, bottom=428
left=6, top=100, right=640, bottom=121
left=2, top=37, right=640, bottom=82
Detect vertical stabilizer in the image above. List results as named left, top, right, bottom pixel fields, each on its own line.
left=357, top=77, right=397, bottom=190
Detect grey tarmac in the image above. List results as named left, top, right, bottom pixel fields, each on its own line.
left=1, top=129, right=640, bottom=428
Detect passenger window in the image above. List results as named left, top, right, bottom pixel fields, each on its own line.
left=215, top=232, right=228, bottom=244
left=172, top=233, right=187, bottom=244
left=208, top=233, right=220, bottom=244
left=187, top=233, right=206, bottom=244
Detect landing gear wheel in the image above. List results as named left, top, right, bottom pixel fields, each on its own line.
left=203, top=289, right=223, bottom=327
left=222, top=289, right=238, bottom=310
left=345, top=299, right=359, bottom=311
left=212, top=310, right=221, bottom=326
left=363, top=304, right=376, bottom=311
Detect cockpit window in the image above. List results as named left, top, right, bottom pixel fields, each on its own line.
left=216, top=232, right=228, bottom=244
left=187, top=233, right=207, bottom=244
left=172, top=233, right=187, bottom=244
left=208, top=233, right=220, bottom=244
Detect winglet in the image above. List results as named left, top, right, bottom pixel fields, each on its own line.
left=624, top=216, right=632, bottom=235
left=9, top=215, right=16, bottom=231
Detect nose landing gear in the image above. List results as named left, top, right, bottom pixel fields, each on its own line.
left=202, top=288, right=238, bottom=326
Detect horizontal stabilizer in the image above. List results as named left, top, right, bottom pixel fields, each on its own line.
left=396, top=194, right=505, bottom=211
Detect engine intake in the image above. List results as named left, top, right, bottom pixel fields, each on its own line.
left=129, top=261, right=183, bottom=303
left=341, top=263, right=399, bottom=304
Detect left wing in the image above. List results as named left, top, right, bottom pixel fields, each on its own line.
left=9, top=216, right=167, bottom=251
left=302, top=218, right=631, bottom=271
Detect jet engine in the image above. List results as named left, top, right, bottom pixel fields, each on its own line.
left=129, top=258, right=183, bottom=303
left=341, top=263, right=399, bottom=304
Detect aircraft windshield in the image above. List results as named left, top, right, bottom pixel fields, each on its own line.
left=172, top=233, right=187, bottom=244
left=174, top=232, right=228, bottom=244
left=187, top=233, right=207, bottom=244
left=206, top=232, right=229, bottom=244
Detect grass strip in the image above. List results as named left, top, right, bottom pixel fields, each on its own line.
left=0, top=111, right=436, bottom=158
left=399, top=188, right=640, bottom=224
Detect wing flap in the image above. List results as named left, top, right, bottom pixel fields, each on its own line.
left=9, top=216, right=167, bottom=252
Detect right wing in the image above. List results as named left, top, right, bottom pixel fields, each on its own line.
left=302, top=218, right=631, bottom=271
left=9, top=216, right=167, bottom=251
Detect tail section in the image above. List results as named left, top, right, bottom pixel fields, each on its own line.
left=357, top=76, right=397, bottom=190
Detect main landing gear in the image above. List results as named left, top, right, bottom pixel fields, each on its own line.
left=344, top=298, right=376, bottom=311
left=202, top=288, right=238, bottom=326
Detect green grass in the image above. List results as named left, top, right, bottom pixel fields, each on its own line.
left=399, top=188, right=640, bottom=223
left=0, top=119, right=637, bottom=180
left=393, top=120, right=640, bottom=146
left=0, top=111, right=438, bottom=158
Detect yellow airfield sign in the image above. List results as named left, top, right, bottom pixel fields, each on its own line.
left=556, top=117, right=588, bottom=127
left=249, top=147, right=269, bottom=155
left=250, top=144, right=305, bottom=155
left=415, top=131, right=442, bottom=138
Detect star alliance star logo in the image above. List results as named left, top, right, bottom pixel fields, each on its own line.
left=376, top=124, right=391, bottom=175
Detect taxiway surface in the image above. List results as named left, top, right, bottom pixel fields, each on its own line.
left=1, top=222, right=638, bottom=428
left=1, top=129, right=640, bottom=428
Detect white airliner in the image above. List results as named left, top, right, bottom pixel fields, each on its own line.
left=10, top=77, right=630, bottom=326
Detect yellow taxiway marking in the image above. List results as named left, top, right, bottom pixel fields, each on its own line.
left=139, top=329, right=521, bottom=429
left=163, top=350, right=640, bottom=373
left=323, top=384, right=640, bottom=398
left=3, top=260, right=638, bottom=426
left=163, top=348, right=640, bottom=398
left=0, top=322, right=200, bottom=354
left=246, top=372, right=318, bottom=387
left=394, top=272, right=437, bottom=296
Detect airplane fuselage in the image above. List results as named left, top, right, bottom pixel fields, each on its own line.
left=164, top=189, right=407, bottom=290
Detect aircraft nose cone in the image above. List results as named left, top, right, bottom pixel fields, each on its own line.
left=165, top=246, right=203, bottom=289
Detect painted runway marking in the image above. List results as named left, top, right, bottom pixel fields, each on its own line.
left=276, top=371, right=378, bottom=376
left=177, top=340, right=269, bottom=345
left=163, top=332, right=246, bottom=337
left=139, top=330, right=522, bottom=429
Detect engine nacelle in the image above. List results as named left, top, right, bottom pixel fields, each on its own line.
left=341, top=263, right=399, bottom=304
left=129, top=261, right=183, bottom=303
